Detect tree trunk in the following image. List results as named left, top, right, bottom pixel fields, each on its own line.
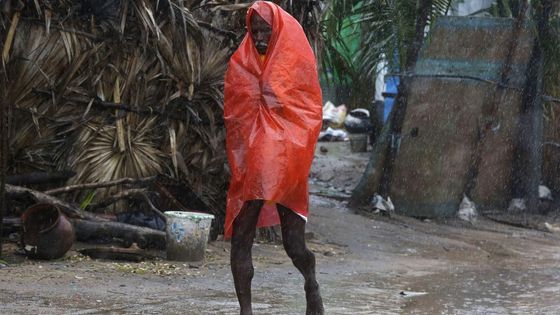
left=349, top=122, right=391, bottom=207
left=0, top=98, right=6, bottom=257
left=6, top=171, right=75, bottom=186
left=350, top=0, right=434, bottom=206
left=513, top=0, right=552, bottom=213
left=0, top=81, right=9, bottom=258
left=5, top=184, right=106, bottom=222
left=71, top=219, right=166, bottom=249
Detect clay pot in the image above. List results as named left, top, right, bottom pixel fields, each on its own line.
left=21, top=204, right=75, bottom=259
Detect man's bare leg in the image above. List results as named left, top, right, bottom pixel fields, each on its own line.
left=231, top=200, right=263, bottom=315
left=277, top=204, right=324, bottom=315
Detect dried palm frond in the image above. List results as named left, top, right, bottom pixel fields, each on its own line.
left=1, top=1, right=226, bottom=215
left=169, top=36, right=229, bottom=214
left=5, top=21, right=95, bottom=173
left=66, top=117, right=168, bottom=198
left=191, top=0, right=325, bottom=54
left=1, top=0, right=324, bottom=231
left=278, top=0, right=325, bottom=56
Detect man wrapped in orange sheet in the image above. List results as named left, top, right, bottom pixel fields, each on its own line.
left=223, top=1, right=324, bottom=314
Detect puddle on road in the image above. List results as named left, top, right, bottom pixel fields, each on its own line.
left=315, top=272, right=405, bottom=315
left=324, top=285, right=402, bottom=315
left=401, top=266, right=560, bottom=314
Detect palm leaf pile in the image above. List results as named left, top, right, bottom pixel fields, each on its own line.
left=0, top=0, right=229, bottom=225
left=0, top=0, right=325, bottom=233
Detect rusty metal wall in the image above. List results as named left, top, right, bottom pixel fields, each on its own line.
left=390, top=16, right=535, bottom=217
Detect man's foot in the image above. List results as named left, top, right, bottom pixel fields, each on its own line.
left=240, top=309, right=253, bottom=315
left=305, top=283, right=324, bottom=315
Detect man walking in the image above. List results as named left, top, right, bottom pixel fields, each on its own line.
left=223, top=1, right=324, bottom=314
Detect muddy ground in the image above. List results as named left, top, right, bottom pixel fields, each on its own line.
left=2, top=141, right=560, bottom=314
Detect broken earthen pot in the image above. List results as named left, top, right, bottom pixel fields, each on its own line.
left=21, top=204, right=75, bottom=259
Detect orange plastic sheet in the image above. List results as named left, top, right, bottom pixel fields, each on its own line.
left=223, top=1, right=322, bottom=238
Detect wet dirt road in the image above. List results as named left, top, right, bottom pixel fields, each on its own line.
left=2, top=142, right=560, bottom=314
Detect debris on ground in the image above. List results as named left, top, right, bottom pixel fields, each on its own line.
left=544, top=222, right=560, bottom=233
left=399, top=291, right=428, bottom=297
left=78, top=245, right=156, bottom=262
left=539, top=185, right=553, bottom=201
left=343, top=108, right=372, bottom=134
left=371, top=194, right=395, bottom=216
left=318, top=127, right=348, bottom=142
left=65, top=253, right=92, bottom=263
left=538, top=185, right=554, bottom=213
left=508, top=198, right=527, bottom=214
left=458, top=195, right=477, bottom=224
left=309, top=185, right=351, bottom=200
left=112, top=261, right=202, bottom=277
left=322, top=101, right=347, bottom=129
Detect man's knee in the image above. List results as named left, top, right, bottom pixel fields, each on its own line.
left=232, top=230, right=254, bottom=248
left=231, top=229, right=254, bottom=260
left=283, top=238, right=311, bottom=262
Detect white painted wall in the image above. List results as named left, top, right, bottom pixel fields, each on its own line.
left=449, top=0, right=495, bottom=16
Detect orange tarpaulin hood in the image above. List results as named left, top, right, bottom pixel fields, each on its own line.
left=223, top=1, right=322, bottom=238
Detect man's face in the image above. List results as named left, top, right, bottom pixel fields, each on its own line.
left=251, top=13, right=272, bottom=55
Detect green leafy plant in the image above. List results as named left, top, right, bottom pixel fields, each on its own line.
left=321, top=0, right=453, bottom=108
